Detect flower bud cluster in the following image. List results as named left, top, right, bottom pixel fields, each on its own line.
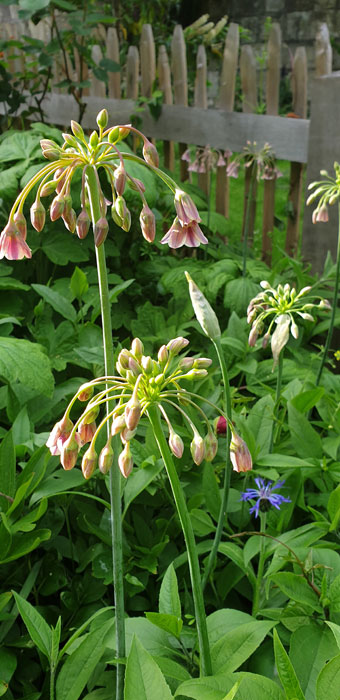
left=247, top=280, right=329, bottom=367
left=0, top=110, right=208, bottom=260
left=46, top=337, right=217, bottom=479
left=307, top=162, right=340, bottom=223
left=226, top=141, right=282, bottom=183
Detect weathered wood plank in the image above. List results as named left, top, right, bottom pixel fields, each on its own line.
left=285, top=47, right=307, bottom=257
left=21, top=95, right=309, bottom=164
left=171, top=24, right=188, bottom=180
left=126, top=46, right=139, bottom=99
left=158, top=44, right=174, bottom=171
left=89, top=45, right=106, bottom=98
left=302, top=74, right=340, bottom=271
left=240, top=45, right=257, bottom=113
left=315, top=22, right=332, bottom=77
left=107, top=27, right=121, bottom=99
left=216, top=22, right=239, bottom=217
left=194, top=44, right=209, bottom=197
left=140, top=23, right=156, bottom=98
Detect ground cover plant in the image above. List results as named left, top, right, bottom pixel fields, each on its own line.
left=0, top=108, right=340, bottom=700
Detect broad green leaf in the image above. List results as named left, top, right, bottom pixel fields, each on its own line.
left=91, top=279, right=135, bottom=322
left=207, top=609, right=254, bottom=645
left=17, top=446, right=49, bottom=497
left=0, top=592, right=12, bottom=613
left=0, top=170, right=18, bottom=201
left=287, top=402, right=322, bottom=459
left=247, top=395, right=275, bottom=458
left=56, top=618, right=113, bottom=700
left=218, top=543, right=252, bottom=580
left=290, top=623, right=339, bottom=700
left=0, top=431, right=15, bottom=512
left=41, top=230, right=90, bottom=265
left=291, top=387, right=325, bottom=413
left=175, top=671, right=285, bottom=700
left=0, top=647, right=16, bottom=684
left=124, top=636, right=173, bottom=700
left=1, top=529, right=50, bottom=563
left=316, top=652, right=340, bottom=700
left=0, top=131, right=40, bottom=161
left=153, top=656, right=191, bottom=685
left=123, top=617, right=176, bottom=658
left=0, top=277, right=29, bottom=290
left=211, top=621, right=275, bottom=673
left=222, top=682, right=241, bottom=700
left=0, top=337, right=54, bottom=396
left=328, top=485, right=340, bottom=531
left=325, top=621, right=340, bottom=649
left=0, top=681, right=8, bottom=697
left=224, top=277, right=259, bottom=316
left=123, top=460, right=163, bottom=516
left=32, top=283, right=76, bottom=322
left=328, top=574, right=340, bottom=612
left=159, top=563, right=181, bottom=619
left=70, top=266, right=88, bottom=301
left=256, top=454, right=315, bottom=469
left=13, top=591, right=52, bottom=660
left=273, top=629, right=305, bottom=700
left=59, top=607, right=114, bottom=660
left=51, top=617, right=61, bottom=668
left=190, top=508, right=215, bottom=536
left=270, top=573, right=321, bottom=611
left=145, top=613, right=182, bottom=639
left=30, top=469, right=86, bottom=504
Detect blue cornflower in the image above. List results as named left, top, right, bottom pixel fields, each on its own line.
left=241, top=477, right=291, bottom=517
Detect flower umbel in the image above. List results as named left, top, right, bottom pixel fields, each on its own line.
left=306, top=162, right=340, bottom=223
left=247, top=280, right=330, bottom=367
left=47, top=336, right=220, bottom=478
left=241, top=477, right=291, bottom=517
left=0, top=111, right=207, bottom=259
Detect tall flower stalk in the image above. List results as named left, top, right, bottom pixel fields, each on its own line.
left=307, top=165, right=340, bottom=385
left=1, top=109, right=209, bottom=699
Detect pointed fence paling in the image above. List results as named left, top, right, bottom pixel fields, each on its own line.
left=0, top=17, right=334, bottom=260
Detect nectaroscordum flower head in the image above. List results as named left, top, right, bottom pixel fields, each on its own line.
left=247, top=280, right=329, bottom=368
left=0, top=112, right=208, bottom=260
left=230, top=431, right=253, bottom=473
left=46, top=337, right=219, bottom=479
left=307, top=162, right=340, bottom=223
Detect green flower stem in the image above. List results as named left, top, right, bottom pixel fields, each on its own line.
left=50, top=666, right=55, bottom=700
left=147, top=404, right=212, bottom=677
left=269, top=350, right=283, bottom=453
left=85, top=165, right=125, bottom=700
left=252, top=512, right=267, bottom=617
left=242, top=164, right=257, bottom=278
left=202, top=337, right=232, bottom=590
left=316, top=201, right=340, bottom=385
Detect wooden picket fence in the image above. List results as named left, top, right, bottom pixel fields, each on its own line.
left=0, top=16, right=334, bottom=266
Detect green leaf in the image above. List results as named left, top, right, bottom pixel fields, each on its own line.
left=325, top=621, right=340, bottom=650
left=2, top=529, right=50, bottom=563
left=124, top=636, right=173, bottom=700
left=316, top=652, right=340, bottom=700
left=0, top=337, right=54, bottom=396
left=32, top=283, right=76, bottom=322
left=159, top=563, right=181, bottom=619
left=328, top=574, right=340, bottom=612
left=328, top=485, right=340, bottom=531
left=291, top=387, right=325, bottom=413
left=207, top=609, right=254, bottom=645
left=211, top=621, right=275, bottom=673
left=123, top=460, right=163, bottom=516
left=0, top=131, right=40, bottom=161
left=41, top=230, right=90, bottom=265
left=70, top=266, right=88, bottom=301
left=273, top=629, right=305, bottom=700
left=30, top=469, right=86, bottom=504
left=59, top=607, right=114, bottom=660
left=145, top=613, right=182, bottom=639
left=0, top=431, right=15, bottom=511
left=270, top=573, right=321, bottom=611
left=224, top=277, right=259, bottom=316
left=247, top=395, right=275, bottom=458
left=290, top=623, right=339, bottom=700
left=91, top=279, right=134, bottom=322
left=0, top=170, right=18, bottom=201
left=175, top=671, right=285, bottom=700
left=287, top=402, right=322, bottom=459
left=190, top=508, right=215, bottom=536
left=99, top=57, right=120, bottom=72
left=0, top=647, right=16, bottom=685
left=56, top=618, right=113, bottom=700
left=200, top=211, right=229, bottom=235
left=256, top=454, right=315, bottom=469
left=13, top=591, right=52, bottom=660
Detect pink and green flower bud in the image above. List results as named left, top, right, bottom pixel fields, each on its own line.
left=230, top=431, right=252, bottom=473
left=61, top=433, right=80, bottom=470
left=81, top=444, right=97, bottom=479
left=111, top=206, right=123, bottom=227
left=118, top=125, right=130, bottom=141
left=158, top=345, right=168, bottom=365
left=204, top=431, right=218, bottom=462
left=30, top=200, right=46, bottom=232
left=120, top=426, right=137, bottom=444
left=167, top=337, right=190, bottom=355
left=108, top=126, right=120, bottom=143
left=71, top=120, right=85, bottom=140
left=291, top=320, right=299, bottom=339
left=40, top=181, right=57, bottom=197
left=262, top=332, right=270, bottom=348
left=114, top=165, right=126, bottom=196
left=190, top=433, right=206, bottom=466
left=13, top=211, right=27, bottom=239
left=131, top=338, right=144, bottom=358
left=128, top=178, right=146, bottom=193
left=83, top=404, right=100, bottom=424
left=169, top=430, right=184, bottom=459
left=40, top=139, right=61, bottom=160
left=122, top=211, right=131, bottom=232
left=178, top=356, right=195, bottom=370
left=78, top=384, right=94, bottom=401
left=76, top=209, right=90, bottom=239
left=185, top=272, right=221, bottom=340
left=63, top=132, right=78, bottom=148
left=124, top=395, right=142, bottom=431
left=77, top=420, right=96, bottom=445
left=50, top=194, right=65, bottom=222
left=46, top=415, right=73, bottom=456
left=63, top=207, right=77, bottom=234
left=174, top=189, right=201, bottom=225
left=118, top=442, right=133, bottom=478
left=115, top=195, right=127, bottom=219
left=143, top=139, right=159, bottom=167
left=183, top=368, right=208, bottom=380
left=0, top=222, right=32, bottom=260
left=111, top=413, right=126, bottom=436
left=128, top=357, right=142, bottom=376
left=117, top=349, right=131, bottom=370
left=141, top=355, right=153, bottom=373
left=194, top=357, right=212, bottom=369
left=99, top=440, right=114, bottom=474
left=89, top=131, right=99, bottom=149
left=96, top=108, right=108, bottom=128
left=140, top=204, right=156, bottom=243
left=94, top=217, right=109, bottom=247
left=248, top=326, right=258, bottom=347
